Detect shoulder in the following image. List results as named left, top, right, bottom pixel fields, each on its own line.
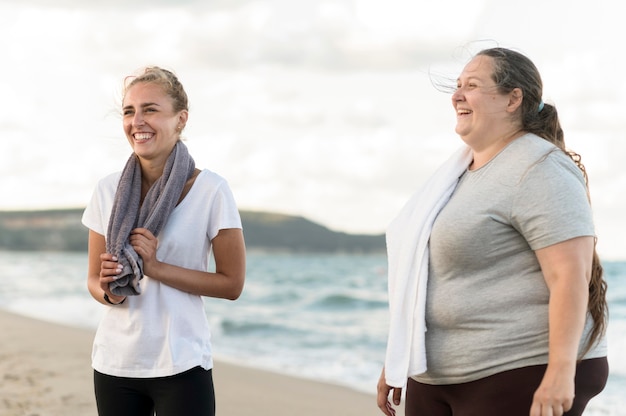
left=196, top=168, right=227, bottom=182
left=506, top=133, right=558, bottom=164
left=498, top=134, right=583, bottom=184
left=98, top=171, right=122, bottom=187
left=519, top=135, right=585, bottom=185
left=194, top=169, right=232, bottom=190
left=88, top=171, right=122, bottom=199
left=509, top=134, right=576, bottom=170
left=184, top=169, right=239, bottom=208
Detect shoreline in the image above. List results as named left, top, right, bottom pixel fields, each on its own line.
left=0, top=309, right=400, bottom=416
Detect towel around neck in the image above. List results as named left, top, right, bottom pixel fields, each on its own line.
left=106, top=141, right=196, bottom=296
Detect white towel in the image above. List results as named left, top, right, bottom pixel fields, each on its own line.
left=384, top=146, right=473, bottom=388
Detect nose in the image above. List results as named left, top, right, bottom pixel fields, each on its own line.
left=132, top=111, right=145, bottom=127
left=451, top=87, right=464, bottom=103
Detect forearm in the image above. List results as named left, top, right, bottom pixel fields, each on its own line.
left=86, top=229, right=126, bottom=305
left=145, top=261, right=244, bottom=300
left=535, top=236, right=594, bottom=369
left=547, top=276, right=589, bottom=369
left=531, top=236, right=594, bottom=414
left=88, top=274, right=108, bottom=304
left=132, top=228, right=245, bottom=300
left=88, top=274, right=126, bottom=305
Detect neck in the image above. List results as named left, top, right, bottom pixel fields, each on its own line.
left=137, top=157, right=167, bottom=195
left=137, top=142, right=178, bottom=188
left=469, top=129, right=525, bottom=170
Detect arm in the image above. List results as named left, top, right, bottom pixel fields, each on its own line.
left=377, top=367, right=402, bottom=416
left=86, top=230, right=127, bottom=305
left=530, top=236, right=593, bottom=416
left=130, top=227, right=246, bottom=300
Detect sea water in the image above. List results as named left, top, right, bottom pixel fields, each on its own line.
left=0, top=250, right=624, bottom=414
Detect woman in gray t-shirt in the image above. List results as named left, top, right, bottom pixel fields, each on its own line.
left=377, top=48, right=608, bottom=416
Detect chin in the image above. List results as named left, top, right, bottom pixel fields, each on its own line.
left=455, top=128, right=467, bottom=139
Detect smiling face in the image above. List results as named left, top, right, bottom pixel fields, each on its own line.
left=452, top=55, right=521, bottom=150
left=122, top=82, right=188, bottom=163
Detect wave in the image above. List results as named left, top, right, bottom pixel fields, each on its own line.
left=1, top=251, right=625, bottom=412
left=306, top=293, right=388, bottom=311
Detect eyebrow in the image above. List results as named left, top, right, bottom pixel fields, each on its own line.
left=122, top=102, right=161, bottom=111
left=457, top=76, right=482, bottom=83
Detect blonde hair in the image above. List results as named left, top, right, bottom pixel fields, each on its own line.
left=123, top=66, right=189, bottom=113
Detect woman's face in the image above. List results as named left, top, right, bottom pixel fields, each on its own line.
left=122, top=82, right=187, bottom=162
left=451, top=55, right=514, bottom=148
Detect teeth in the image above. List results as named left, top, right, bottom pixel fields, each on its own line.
left=457, top=109, right=471, bottom=115
left=134, top=133, right=153, bottom=141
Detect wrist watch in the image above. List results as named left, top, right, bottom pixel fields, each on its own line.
left=104, top=293, right=126, bottom=305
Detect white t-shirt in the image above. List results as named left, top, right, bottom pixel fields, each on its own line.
left=82, top=169, right=242, bottom=378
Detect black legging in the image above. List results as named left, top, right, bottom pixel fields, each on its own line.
left=405, top=357, right=608, bottom=416
left=94, top=366, right=215, bottom=416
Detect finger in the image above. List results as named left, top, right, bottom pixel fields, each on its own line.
left=100, top=279, right=116, bottom=293
left=101, top=262, right=122, bottom=275
left=129, top=234, right=145, bottom=246
left=104, top=259, right=122, bottom=269
left=129, top=234, right=155, bottom=252
left=376, top=386, right=391, bottom=413
left=529, top=401, right=540, bottom=416
left=131, top=228, right=155, bottom=239
left=100, top=253, right=117, bottom=262
left=562, top=398, right=574, bottom=412
left=542, top=403, right=554, bottom=416
left=392, top=387, right=402, bottom=405
left=129, top=237, right=141, bottom=250
left=376, top=400, right=393, bottom=416
left=132, top=240, right=152, bottom=256
left=376, top=389, right=389, bottom=408
left=100, top=273, right=121, bottom=282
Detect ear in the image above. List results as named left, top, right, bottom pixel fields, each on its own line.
left=177, top=110, right=189, bottom=130
left=507, top=88, right=523, bottom=113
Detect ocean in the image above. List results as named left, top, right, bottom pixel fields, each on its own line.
left=0, top=250, right=624, bottom=414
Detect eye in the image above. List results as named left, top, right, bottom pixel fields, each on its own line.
left=455, top=82, right=478, bottom=91
left=123, top=109, right=134, bottom=116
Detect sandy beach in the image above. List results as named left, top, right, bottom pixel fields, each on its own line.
left=0, top=309, right=400, bottom=416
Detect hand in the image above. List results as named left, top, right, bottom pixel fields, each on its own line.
left=98, top=252, right=126, bottom=304
left=529, top=364, right=575, bottom=416
left=129, top=228, right=160, bottom=275
left=377, top=367, right=402, bottom=416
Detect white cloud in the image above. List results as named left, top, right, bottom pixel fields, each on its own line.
left=0, top=0, right=624, bottom=259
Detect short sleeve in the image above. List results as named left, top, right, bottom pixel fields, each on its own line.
left=511, top=152, right=595, bottom=250
left=81, top=172, right=121, bottom=237
left=206, top=179, right=242, bottom=241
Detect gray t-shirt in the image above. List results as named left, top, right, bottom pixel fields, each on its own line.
left=414, top=134, right=607, bottom=385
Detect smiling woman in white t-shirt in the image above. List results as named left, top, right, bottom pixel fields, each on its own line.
left=82, top=66, right=245, bottom=416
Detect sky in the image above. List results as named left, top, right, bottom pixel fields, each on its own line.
left=0, top=0, right=624, bottom=260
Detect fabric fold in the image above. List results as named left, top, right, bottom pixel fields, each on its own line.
left=106, top=141, right=196, bottom=296
left=384, top=146, right=473, bottom=388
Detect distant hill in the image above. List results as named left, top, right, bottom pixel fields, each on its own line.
left=0, top=208, right=385, bottom=254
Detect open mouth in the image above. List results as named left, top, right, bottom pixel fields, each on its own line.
left=133, top=132, right=154, bottom=142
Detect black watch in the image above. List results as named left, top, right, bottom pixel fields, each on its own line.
left=104, top=293, right=125, bottom=305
